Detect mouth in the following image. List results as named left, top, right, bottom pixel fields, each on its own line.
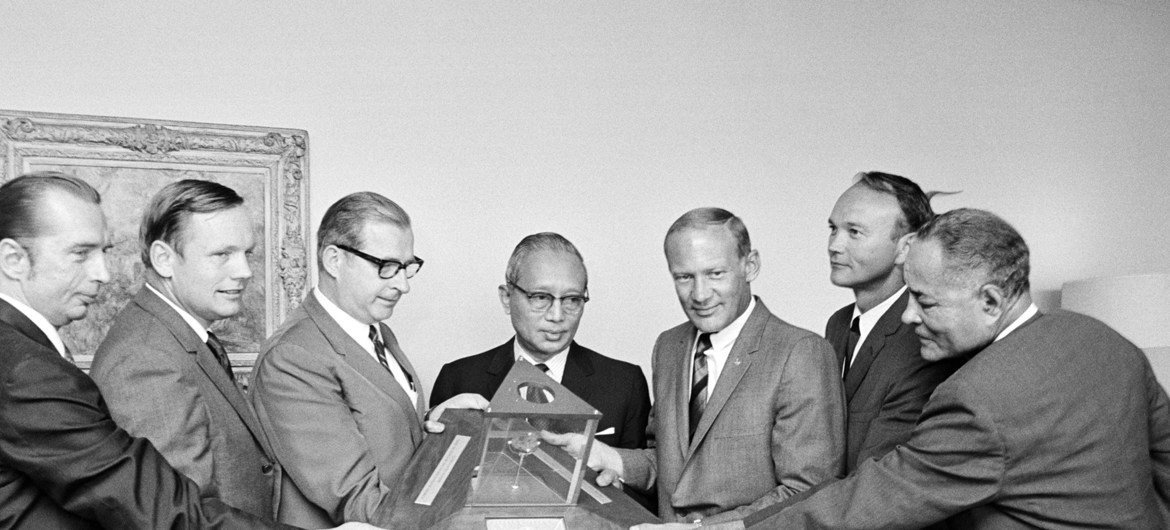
left=218, top=288, right=245, bottom=298
left=691, top=305, right=718, bottom=317
left=376, top=296, right=399, bottom=306
left=540, top=330, right=568, bottom=341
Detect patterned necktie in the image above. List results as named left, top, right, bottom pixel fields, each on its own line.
left=205, top=331, right=234, bottom=380
left=369, top=325, right=415, bottom=391
left=842, top=316, right=861, bottom=381
left=689, top=332, right=713, bottom=441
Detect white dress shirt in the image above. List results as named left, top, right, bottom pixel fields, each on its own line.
left=145, top=283, right=209, bottom=341
left=995, top=303, right=1039, bottom=342
left=0, top=291, right=67, bottom=358
left=514, top=340, right=568, bottom=383
left=847, top=285, right=908, bottom=368
left=690, top=296, right=757, bottom=405
left=313, top=287, right=419, bottom=404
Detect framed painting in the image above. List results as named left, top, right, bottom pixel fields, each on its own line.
left=0, top=109, right=311, bottom=388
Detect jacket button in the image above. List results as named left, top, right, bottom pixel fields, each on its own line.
left=261, top=463, right=274, bottom=474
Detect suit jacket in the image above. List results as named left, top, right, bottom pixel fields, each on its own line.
left=250, top=291, right=426, bottom=528
left=744, top=310, right=1170, bottom=529
left=430, top=339, right=651, bottom=450
left=616, top=298, right=846, bottom=523
left=826, top=291, right=963, bottom=473
left=0, top=298, right=294, bottom=529
left=90, top=287, right=282, bottom=518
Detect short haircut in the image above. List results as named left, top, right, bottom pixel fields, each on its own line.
left=317, top=192, right=411, bottom=270
left=916, top=208, right=1030, bottom=299
left=140, top=179, right=244, bottom=268
left=504, top=232, right=587, bottom=288
left=854, top=171, right=935, bottom=237
left=664, top=207, right=751, bottom=258
left=0, top=172, right=102, bottom=243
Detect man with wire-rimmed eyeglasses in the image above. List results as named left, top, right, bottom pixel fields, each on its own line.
left=430, top=232, right=652, bottom=475
left=249, top=192, right=487, bottom=528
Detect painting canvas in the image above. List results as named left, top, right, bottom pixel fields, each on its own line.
left=0, top=110, right=310, bottom=386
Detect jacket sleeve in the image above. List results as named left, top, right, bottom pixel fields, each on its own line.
left=0, top=352, right=293, bottom=529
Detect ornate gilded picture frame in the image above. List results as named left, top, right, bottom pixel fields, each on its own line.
left=0, top=110, right=310, bottom=387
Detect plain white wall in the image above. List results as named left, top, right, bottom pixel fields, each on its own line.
left=3, top=1, right=1168, bottom=392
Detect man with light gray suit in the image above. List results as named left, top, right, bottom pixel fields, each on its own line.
left=250, top=192, right=486, bottom=527
left=92, top=179, right=281, bottom=519
left=551, top=207, right=846, bottom=525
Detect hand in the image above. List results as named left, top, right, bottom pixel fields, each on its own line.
left=541, top=431, right=624, bottom=484
left=425, top=393, right=489, bottom=433
left=326, top=523, right=388, bottom=530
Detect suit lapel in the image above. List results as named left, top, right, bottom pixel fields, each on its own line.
left=686, top=299, right=768, bottom=457
left=135, top=288, right=277, bottom=457
left=0, top=298, right=57, bottom=353
left=379, top=322, right=426, bottom=422
left=303, top=294, right=424, bottom=443
left=829, top=304, right=855, bottom=371
left=843, top=291, right=909, bottom=400
left=665, top=328, right=695, bottom=460
left=560, top=342, right=595, bottom=395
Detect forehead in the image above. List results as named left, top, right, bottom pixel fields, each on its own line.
left=666, top=226, right=739, bottom=268
left=184, top=206, right=253, bottom=240
left=35, top=190, right=107, bottom=241
left=515, top=250, right=586, bottom=290
left=904, top=239, right=954, bottom=292
left=830, top=185, right=902, bottom=225
left=359, top=220, right=413, bottom=255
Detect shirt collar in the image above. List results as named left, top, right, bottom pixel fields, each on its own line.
left=995, top=303, right=1039, bottom=342
left=703, top=296, right=757, bottom=353
left=852, top=285, right=907, bottom=339
left=145, top=283, right=209, bottom=342
left=314, top=287, right=381, bottom=356
left=0, top=291, right=68, bottom=357
left=513, top=339, right=569, bottom=383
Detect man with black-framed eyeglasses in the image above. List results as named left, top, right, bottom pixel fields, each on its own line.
left=249, top=192, right=486, bottom=528
left=430, top=232, right=652, bottom=484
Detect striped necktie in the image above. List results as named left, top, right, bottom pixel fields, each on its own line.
left=369, top=325, right=415, bottom=391
left=689, top=332, right=713, bottom=441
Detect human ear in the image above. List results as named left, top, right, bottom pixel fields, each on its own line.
left=0, top=238, right=31, bottom=280
left=894, top=233, right=915, bottom=266
left=498, top=284, right=512, bottom=315
left=979, top=283, right=1007, bottom=318
left=743, top=249, right=761, bottom=282
left=149, top=240, right=177, bottom=278
left=321, top=246, right=342, bottom=280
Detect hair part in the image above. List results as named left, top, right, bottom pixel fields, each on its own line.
left=0, top=172, right=102, bottom=264
left=853, top=171, right=936, bottom=238
left=140, top=179, right=244, bottom=267
left=317, top=192, right=411, bottom=270
left=915, top=208, right=1030, bottom=299
left=504, top=232, right=587, bottom=288
left=664, top=207, right=751, bottom=258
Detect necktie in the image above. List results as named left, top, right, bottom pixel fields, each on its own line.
left=842, top=316, right=861, bottom=381
left=535, top=363, right=549, bottom=373
left=369, top=325, right=415, bottom=391
left=62, top=344, right=75, bottom=363
left=689, top=332, right=712, bottom=441
left=206, top=331, right=234, bottom=380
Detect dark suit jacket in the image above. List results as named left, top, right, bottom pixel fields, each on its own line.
left=745, top=310, right=1170, bottom=529
left=617, top=298, right=846, bottom=524
left=91, top=287, right=282, bottom=518
left=251, top=291, right=425, bottom=528
left=430, top=339, right=651, bottom=450
left=826, top=291, right=962, bottom=473
left=0, top=298, right=294, bottom=529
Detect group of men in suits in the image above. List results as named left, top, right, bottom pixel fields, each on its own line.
left=4, top=167, right=1169, bottom=529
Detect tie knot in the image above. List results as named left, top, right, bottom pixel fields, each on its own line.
left=850, top=316, right=860, bottom=333
left=206, top=331, right=223, bottom=349
left=535, top=363, right=550, bottom=373
left=368, top=325, right=380, bottom=344
left=695, top=332, right=713, bottom=357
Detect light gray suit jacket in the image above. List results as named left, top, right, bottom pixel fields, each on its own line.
left=250, top=291, right=425, bottom=528
left=617, top=297, right=846, bottom=523
left=90, top=287, right=281, bottom=518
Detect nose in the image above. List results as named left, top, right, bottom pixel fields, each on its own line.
left=544, top=299, right=565, bottom=322
left=691, top=277, right=713, bottom=304
left=232, top=252, right=253, bottom=280
left=90, top=252, right=111, bottom=284
left=827, top=231, right=844, bottom=255
left=902, top=297, right=922, bottom=325
left=389, top=268, right=411, bottom=295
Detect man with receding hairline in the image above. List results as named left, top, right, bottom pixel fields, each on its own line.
left=549, top=208, right=845, bottom=525
left=251, top=191, right=486, bottom=527
left=826, top=171, right=962, bottom=473
left=92, top=179, right=282, bottom=519
left=702, top=208, right=1170, bottom=529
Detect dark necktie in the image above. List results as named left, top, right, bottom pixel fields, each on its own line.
left=689, top=332, right=713, bottom=441
left=369, top=325, right=415, bottom=391
left=535, top=363, right=549, bottom=373
left=842, top=316, right=861, bottom=381
left=205, top=331, right=234, bottom=380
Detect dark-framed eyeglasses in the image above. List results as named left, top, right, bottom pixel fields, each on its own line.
left=336, top=245, right=424, bottom=279
left=507, top=282, right=589, bottom=314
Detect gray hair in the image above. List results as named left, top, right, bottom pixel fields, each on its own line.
left=504, top=232, right=587, bottom=288
left=915, top=208, right=1030, bottom=299
left=317, top=192, right=411, bottom=270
